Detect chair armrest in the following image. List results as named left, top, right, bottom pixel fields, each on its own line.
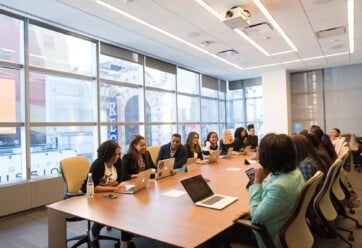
left=235, top=219, right=276, bottom=248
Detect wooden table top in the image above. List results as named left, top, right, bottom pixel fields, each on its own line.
left=48, top=154, right=255, bottom=247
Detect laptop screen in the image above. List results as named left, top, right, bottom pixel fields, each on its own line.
left=181, top=175, right=213, bottom=202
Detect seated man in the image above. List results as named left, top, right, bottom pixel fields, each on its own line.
left=156, top=133, right=187, bottom=169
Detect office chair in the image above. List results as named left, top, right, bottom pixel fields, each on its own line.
left=60, top=156, right=120, bottom=248
left=147, top=145, right=160, bottom=164
left=313, top=159, right=353, bottom=248
left=236, top=171, right=324, bottom=248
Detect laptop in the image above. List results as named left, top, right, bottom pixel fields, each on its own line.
left=185, top=157, right=198, bottom=172
left=208, top=150, right=221, bottom=163
left=115, top=169, right=153, bottom=194
left=181, top=174, right=238, bottom=210
left=221, top=147, right=233, bottom=159
left=155, top=158, right=175, bottom=180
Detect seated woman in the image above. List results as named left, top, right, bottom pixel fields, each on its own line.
left=208, top=133, right=304, bottom=248
left=203, top=131, right=219, bottom=155
left=219, top=129, right=235, bottom=155
left=122, top=135, right=156, bottom=181
left=234, top=127, right=250, bottom=151
left=292, top=134, right=327, bottom=181
left=86, top=140, right=133, bottom=248
left=247, top=124, right=258, bottom=148
left=185, top=131, right=203, bottom=163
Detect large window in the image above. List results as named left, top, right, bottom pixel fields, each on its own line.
left=0, top=10, right=250, bottom=184
left=227, top=78, right=263, bottom=136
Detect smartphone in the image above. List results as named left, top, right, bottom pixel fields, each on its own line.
left=245, top=168, right=255, bottom=186
left=103, top=194, right=117, bottom=199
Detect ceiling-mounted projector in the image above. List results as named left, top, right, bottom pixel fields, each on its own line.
left=223, top=6, right=251, bottom=29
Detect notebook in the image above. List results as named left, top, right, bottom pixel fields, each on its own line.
left=185, top=157, right=198, bottom=172
left=181, top=174, right=238, bottom=210
left=155, top=158, right=175, bottom=180
left=208, top=150, right=221, bottom=163
left=115, top=169, right=153, bottom=194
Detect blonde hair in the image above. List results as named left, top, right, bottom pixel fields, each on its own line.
left=222, top=129, right=234, bottom=145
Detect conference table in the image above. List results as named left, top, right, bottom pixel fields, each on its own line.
left=48, top=153, right=255, bottom=247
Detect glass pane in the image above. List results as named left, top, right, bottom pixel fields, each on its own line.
left=100, top=83, right=144, bottom=122
left=100, top=125, right=145, bottom=153
left=227, top=88, right=244, bottom=99
left=177, top=68, right=199, bottom=94
left=292, top=93, right=324, bottom=121
left=145, top=90, right=176, bottom=122
left=145, top=67, right=175, bottom=90
left=219, top=100, right=226, bottom=122
left=0, top=127, right=24, bottom=184
left=29, top=24, right=96, bottom=76
left=29, top=73, right=96, bottom=122
left=99, top=55, right=143, bottom=85
left=0, top=68, right=21, bottom=122
left=245, top=85, right=262, bottom=98
left=30, top=126, right=96, bottom=179
left=227, top=100, right=244, bottom=123
left=178, top=124, right=200, bottom=145
left=291, top=70, right=323, bottom=94
left=0, top=13, right=23, bottom=64
left=178, top=95, right=200, bottom=122
left=246, top=98, right=263, bottom=122
left=201, top=98, right=218, bottom=122
left=201, top=87, right=218, bottom=98
left=147, top=125, right=177, bottom=146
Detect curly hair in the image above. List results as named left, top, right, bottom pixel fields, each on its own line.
left=97, top=140, right=120, bottom=163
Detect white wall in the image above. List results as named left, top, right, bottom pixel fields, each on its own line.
left=262, top=70, right=292, bottom=134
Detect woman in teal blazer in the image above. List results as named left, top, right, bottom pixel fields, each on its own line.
left=206, top=133, right=304, bottom=248
left=247, top=133, right=305, bottom=247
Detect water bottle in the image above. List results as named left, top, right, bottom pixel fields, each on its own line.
left=86, top=173, right=94, bottom=198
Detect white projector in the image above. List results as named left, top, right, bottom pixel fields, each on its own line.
left=223, top=7, right=251, bottom=29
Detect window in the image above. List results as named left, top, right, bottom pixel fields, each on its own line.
left=177, top=68, right=200, bottom=94
left=145, top=58, right=176, bottom=90
left=178, top=95, right=200, bottom=122
left=0, top=13, right=24, bottom=64
left=29, top=73, right=96, bottom=122
left=201, top=98, right=219, bottom=122
left=28, top=24, right=96, bottom=76
left=147, top=124, right=177, bottom=146
left=145, top=90, right=176, bottom=122
left=178, top=124, right=201, bottom=144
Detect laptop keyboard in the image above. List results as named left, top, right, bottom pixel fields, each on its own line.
left=202, top=196, right=224, bottom=205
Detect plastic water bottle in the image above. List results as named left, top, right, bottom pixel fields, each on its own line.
left=86, top=173, right=94, bottom=198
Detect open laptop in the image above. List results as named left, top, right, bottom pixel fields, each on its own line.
left=208, top=150, right=221, bottom=163
left=221, top=147, right=233, bottom=159
left=185, top=157, right=198, bottom=172
left=115, top=169, right=153, bottom=194
left=155, top=158, right=175, bottom=180
left=181, top=174, right=238, bottom=210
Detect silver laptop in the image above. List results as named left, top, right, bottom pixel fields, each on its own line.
left=115, top=169, right=153, bottom=194
left=181, top=174, right=238, bottom=210
left=208, top=150, right=221, bottom=163
left=185, top=157, right=198, bottom=172
left=155, top=158, right=175, bottom=180
left=221, top=147, right=233, bottom=159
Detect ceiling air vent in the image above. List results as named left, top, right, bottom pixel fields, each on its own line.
left=316, top=26, right=346, bottom=39
left=244, top=22, right=273, bottom=36
left=217, top=49, right=239, bottom=58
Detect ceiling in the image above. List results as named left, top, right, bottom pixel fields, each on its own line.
left=0, top=0, right=361, bottom=80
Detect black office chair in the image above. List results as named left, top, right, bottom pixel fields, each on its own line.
left=60, top=156, right=120, bottom=248
left=236, top=171, right=324, bottom=248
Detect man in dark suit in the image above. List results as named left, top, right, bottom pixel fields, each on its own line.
left=156, top=133, right=187, bottom=169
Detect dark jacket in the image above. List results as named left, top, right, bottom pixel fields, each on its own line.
left=156, top=143, right=187, bottom=169
left=185, top=144, right=203, bottom=160
left=121, top=151, right=155, bottom=180
left=248, top=135, right=259, bottom=148
left=219, top=140, right=235, bottom=155
left=234, top=137, right=250, bottom=151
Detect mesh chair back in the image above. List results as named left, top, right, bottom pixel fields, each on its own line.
left=280, top=171, right=324, bottom=248
left=60, top=156, right=90, bottom=194
left=314, top=159, right=342, bottom=222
